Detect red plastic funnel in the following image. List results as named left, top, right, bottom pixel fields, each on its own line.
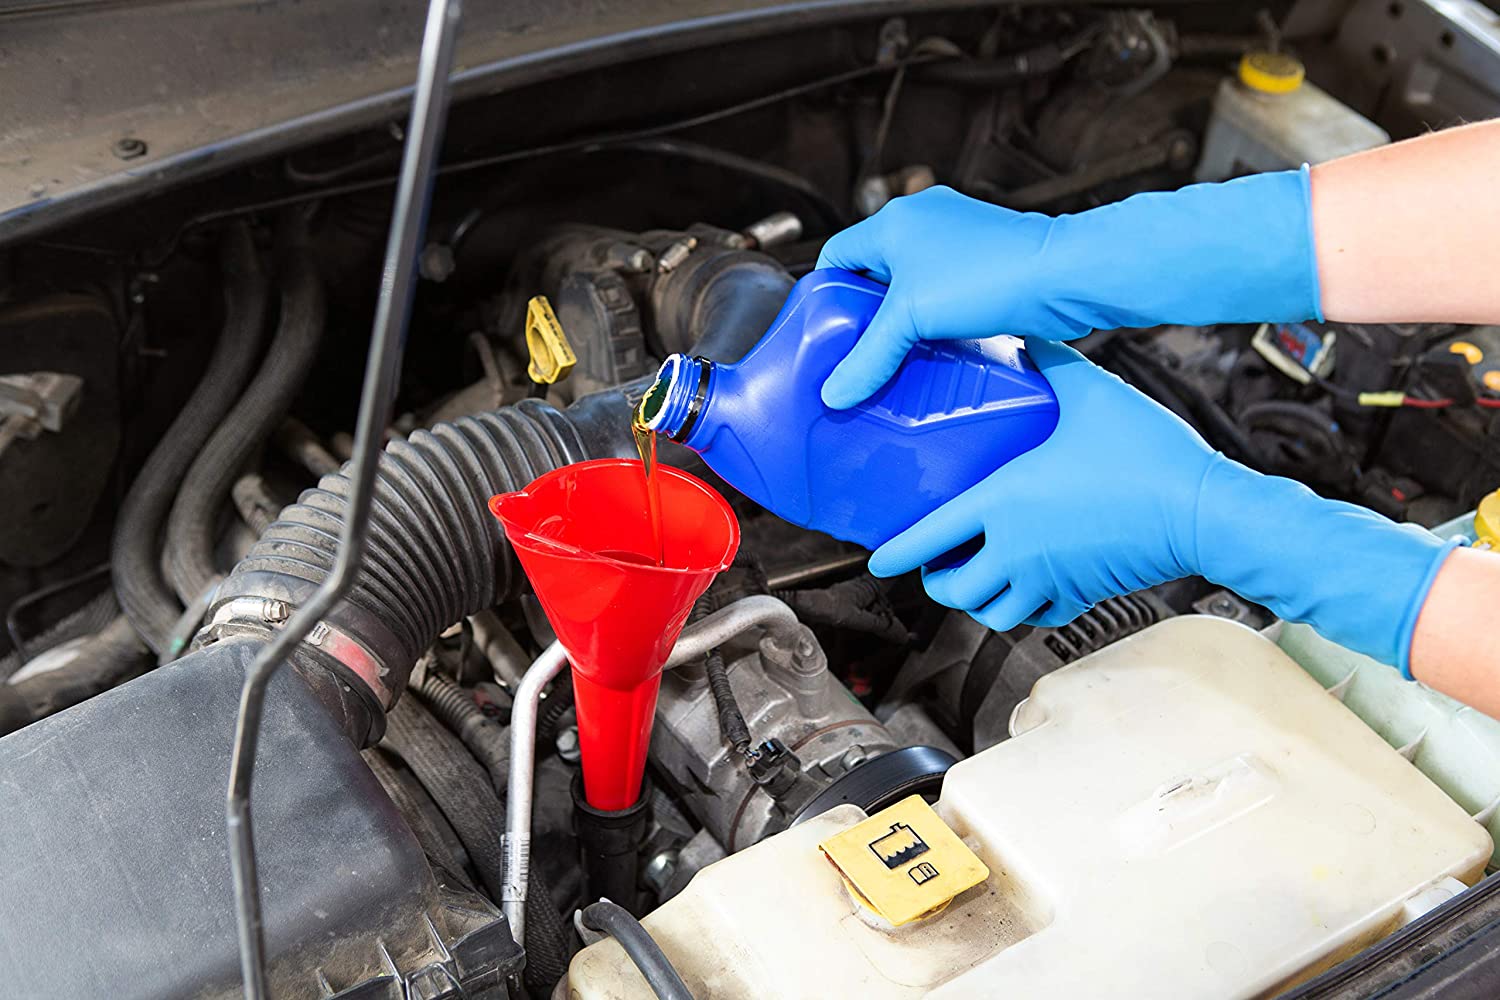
left=490, top=458, right=739, bottom=810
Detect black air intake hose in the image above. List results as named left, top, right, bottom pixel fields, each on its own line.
left=651, top=245, right=794, bottom=364
left=206, top=243, right=794, bottom=732
left=208, top=400, right=589, bottom=722
left=114, top=223, right=270, bottom=655
left=164, top=225, right=327, bottom=612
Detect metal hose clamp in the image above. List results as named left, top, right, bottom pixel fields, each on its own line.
left=199, top=598, right=395, bottom=710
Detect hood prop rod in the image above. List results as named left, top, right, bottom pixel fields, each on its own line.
left=222, top=0, right=464, bottom=995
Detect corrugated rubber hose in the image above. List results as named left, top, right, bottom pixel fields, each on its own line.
left=113, top=223, right=270, bottom=655
left=212, top=399, right=587, bottom=714
left=382, top=697, right=571, bottom=994
left=163, top=222, right=327, bottom=619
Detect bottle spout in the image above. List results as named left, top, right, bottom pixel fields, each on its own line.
left=490, top=458, right=739, bottom=809
left=640, top=354, right=713, bottom=444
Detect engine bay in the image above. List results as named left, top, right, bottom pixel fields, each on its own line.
left=3, top=1, right=1500, bottom=997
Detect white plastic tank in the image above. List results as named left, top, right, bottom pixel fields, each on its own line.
left=1195, top=52, right=1389, bottom=182
left=568, top=617, right=1491, bottom=999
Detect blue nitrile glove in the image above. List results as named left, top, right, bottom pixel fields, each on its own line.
left=816, top=169, right=1322, bottom=409
left=868, top=338, right=1459, bottom=675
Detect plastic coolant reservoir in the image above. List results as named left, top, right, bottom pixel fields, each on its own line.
left=1274, top=501, right=1500, bottom=864
left=1194, top=52, right=1389, bottom=182
left=568, top=617, right=1491, bottom=999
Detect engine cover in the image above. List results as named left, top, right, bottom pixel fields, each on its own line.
left=0, top=641, right=515, bottom=999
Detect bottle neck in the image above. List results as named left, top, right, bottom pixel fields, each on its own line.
left=641, top=354, right=714, bottom=444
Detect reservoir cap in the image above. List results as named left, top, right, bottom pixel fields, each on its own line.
left=1239, top=51, right=1306, bottom=94
left=819, top=795, right=989, bottom=926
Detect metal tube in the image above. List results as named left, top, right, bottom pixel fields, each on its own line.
left=503, top=641, right=569, bottom=943
left=502, top=596, right=802, bottom=944
left=222, top=1, right=463, bottom=996
left=662, top=595, right=800, bottom=669
left=764, top=551, right=869, bottom=590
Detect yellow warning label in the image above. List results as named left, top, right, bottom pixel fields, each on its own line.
left=819, top=795, right=989, bottom=926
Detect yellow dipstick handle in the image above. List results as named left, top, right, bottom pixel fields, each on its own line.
left=525, top=295, right=576, bottom=385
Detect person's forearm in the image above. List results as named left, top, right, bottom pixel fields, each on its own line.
left=1193, top=457, right=1454, bottom=671
left=1312, top=119, right=1500, bottom=324
left=1410, top=546, right=1500, bottom=716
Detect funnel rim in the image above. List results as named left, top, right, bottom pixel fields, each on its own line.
left=488, top=458, right=740, bottom=576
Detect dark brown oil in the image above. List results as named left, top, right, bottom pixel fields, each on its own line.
left=631, top=414, right=665, bottom=567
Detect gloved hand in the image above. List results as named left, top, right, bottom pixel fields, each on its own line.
left=817, top=169, right=1322, bottom=409
left=868, top=338, right=1457, bottom=675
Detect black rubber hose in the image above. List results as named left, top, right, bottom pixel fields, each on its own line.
left=651, top=248, right=795, bottom=363
left=416, top=671, right=510, bottom=794
left=536, top=673, right=576, bottom=746
left=579, top=900, right=694, bottom=1000
left=113, top=223, right=271, bottom=655
left=0, top=616, right=152, bottom=736
left=363, top=746, right=474, bottom=891
left=911, top=28, right=1096, bottom=88
left=382, top=697, right=572, bottom=993
left=164, top=226, right=327, bottom=611
left=214, top=399, right=588, bottom=708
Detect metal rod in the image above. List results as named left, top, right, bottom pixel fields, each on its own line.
left=763, top=551, right=870, bottom=590
left=503, top=596, right=803, bottom=943
left=222, top=1, right=463, bottom=996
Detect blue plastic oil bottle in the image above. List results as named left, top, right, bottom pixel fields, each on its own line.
left=638, top=268, right=1060, bottom=549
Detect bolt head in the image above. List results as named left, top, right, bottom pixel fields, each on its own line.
left=419, top=243, right=456, bottom=282
left=556, top=726, right=581, bottom=764
left=112, top=137, right=148, bottom=160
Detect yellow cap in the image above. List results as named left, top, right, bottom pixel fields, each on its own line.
left=1476, top=488, right=1500, bottom=550
left=1239, top=51, right=1306, bottom=94
left=524, top=295, right=576, bottom=385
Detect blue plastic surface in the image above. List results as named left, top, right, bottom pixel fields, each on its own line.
left=655, top=268, right=1060, bottom=549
